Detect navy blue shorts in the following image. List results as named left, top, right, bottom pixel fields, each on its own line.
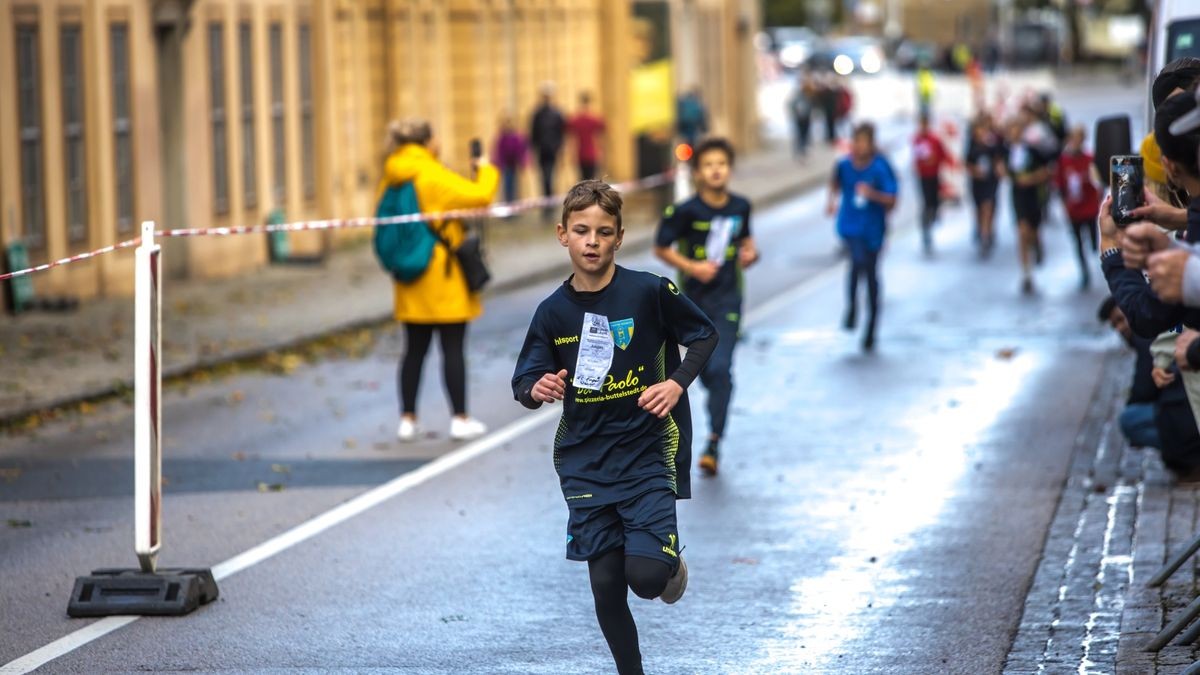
left=565, top=488, right=680, bottom=565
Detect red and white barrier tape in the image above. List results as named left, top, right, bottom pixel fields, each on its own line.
left=0, top=171, right=673, bottom=282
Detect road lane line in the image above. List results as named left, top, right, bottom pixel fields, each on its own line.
left=2, top=225, right=848, bottom=674
left=0, top=617, right=139, bottom=674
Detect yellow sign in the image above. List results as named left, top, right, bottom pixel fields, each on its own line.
left=630, top=59, right=674, bottom=134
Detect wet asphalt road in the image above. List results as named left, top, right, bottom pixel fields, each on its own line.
left=1, top=78, right=1141, bottom=673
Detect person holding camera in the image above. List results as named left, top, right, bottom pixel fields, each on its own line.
left=379, top=118, right=499, bottom=442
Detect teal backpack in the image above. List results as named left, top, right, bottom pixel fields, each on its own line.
left=373, top=182, right=436, bottom=282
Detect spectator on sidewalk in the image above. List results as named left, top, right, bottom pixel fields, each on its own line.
left=676, top=87, right=709, bottom=149
left=379, top=117, right=500, bottom=443
left=493, top=113, right=528, bottom=205
left=1099, top=297, right=1163, bottom=449
left=530, top=82, right=566, bottom=203
left=1054, top=126, right=1101, bottom=289
left=568, top=92, right=606, bottom=181
left=789, top=70, right=815, bottom=160
left=827, top=123, right=898, bottom=352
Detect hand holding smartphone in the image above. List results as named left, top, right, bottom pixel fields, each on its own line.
left=1110, top=155, right=1145, bottom=227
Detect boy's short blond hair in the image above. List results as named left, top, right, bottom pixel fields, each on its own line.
left=561, top=180, right=623, bottom=231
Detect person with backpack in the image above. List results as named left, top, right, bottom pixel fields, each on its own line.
left=676, top=87, right=710, bottom=149
left=378, top=118, right=499, bottom=442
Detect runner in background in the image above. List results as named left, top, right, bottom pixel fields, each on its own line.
left=913, top=114, right=950, bottom=255
left=827, top=123, right=899, bottom=352
left=1053, top=125, right=1101, bottom=289
left=654, top=138, right=759, bottom=477
left=966, top=114, right=1004, bottom=257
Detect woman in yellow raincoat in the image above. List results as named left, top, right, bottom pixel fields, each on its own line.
left=381, top=118, right=499, bottom=442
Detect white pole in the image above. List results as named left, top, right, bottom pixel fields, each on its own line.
left=674, top=151, right=693, bottom=203
left=134, top=220, right=162, bottom=573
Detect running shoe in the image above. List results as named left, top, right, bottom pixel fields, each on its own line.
left=699, top=440, right=719, bottom=477
left=660, top=555, right=688, bottom=604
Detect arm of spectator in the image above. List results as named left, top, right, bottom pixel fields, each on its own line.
left=1103, top=251, right=1188, bottom=338
left=1129, top=187, right=1188, bottom=231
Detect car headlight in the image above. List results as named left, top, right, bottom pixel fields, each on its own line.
left=780, top=44, right=807, bottom=67
left=861, top=50, right=882, bottom=74
left=833, top=54, right=855, bottom=75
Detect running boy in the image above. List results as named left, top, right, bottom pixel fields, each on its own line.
left=653, top=137, right=759, bottom=477
left=512, top=180, right=717, bottom=675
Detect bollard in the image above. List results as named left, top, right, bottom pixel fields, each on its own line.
left=674, top=143, right=694, bottom=203
left=1144, top=594, right=1200, bottom=652
left=1147, top=532, right=1200, bottom=587
left=67, top=221, right=218, bottom=618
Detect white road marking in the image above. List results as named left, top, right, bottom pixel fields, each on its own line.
left=2, top=230, right=847, bottom=674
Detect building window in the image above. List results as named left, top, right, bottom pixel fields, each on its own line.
left=269, top=23, right=285, bottom=206
left=209, top=23, right=229, bottom=215
left=61, top=25, right=88, bottom=245
left=298, top=23, right=315, bottom=200
left=111, top=23, right=134, bottom=234
left=16, top=25, right=45, bottom=249
left=239, top=22, right=257, bottom=209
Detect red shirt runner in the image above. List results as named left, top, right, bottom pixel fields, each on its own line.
left=568, top=113, right=606, bottom=165
left=913, top=131, right=948, bottom=179
left=1055, top=151, right=1101, bottom=223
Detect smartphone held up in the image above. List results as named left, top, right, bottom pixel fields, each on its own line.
left=1109, top=155, right=1144, bottom=227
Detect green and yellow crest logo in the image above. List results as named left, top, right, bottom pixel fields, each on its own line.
left=609, top=318, right=635, bottom=350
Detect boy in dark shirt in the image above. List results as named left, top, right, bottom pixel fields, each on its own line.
left=653, top=137, right=759, bottom=476
left=512, top=180, right=717, bottom=675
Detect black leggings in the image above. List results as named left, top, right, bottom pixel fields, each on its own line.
left=847, top=248, right=880, bottom=338
left=1070, top=218, right=1098, bottom=280
left=588, top=548, right=673, bottom=675
left=399, top=322, right=467, bottom=416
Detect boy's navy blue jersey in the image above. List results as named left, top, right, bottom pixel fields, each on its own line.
left=511, top=266, right=715, bottom=505
left=654, top=194, right=752, bottom=310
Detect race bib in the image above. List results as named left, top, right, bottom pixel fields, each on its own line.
left=573, top=312, right=613, bottom=391
left=1067, top=173, right=1083, bottom=201
left=705, top=216, right=739, bottom=265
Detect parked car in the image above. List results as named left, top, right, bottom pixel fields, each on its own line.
left=769, top=26, right=821, bottom=71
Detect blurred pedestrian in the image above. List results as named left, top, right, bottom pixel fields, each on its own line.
left=966, top=114, right=1003, bottom=255
left=676, top=86, right=709, bottom=148
left=493, top=113, right=528, bottom=204
left=568, top=92, right=606, bottom=181
left=916, top=64, right=935, bottom=119
left=789, top=70, right=815, bottom=159
left=531, top=82, right=566, bottom=203
left=1054, top=125, right=1101, bottom=289
left=913, top=113, right=950, bottom=255
left=512, top=180, right=717, bottom=675
left=827, top=123, right=899, bottom=351
left=1005, top=114, right=1052, bottom=295
left=379, top=118, right=500, bottom=442
left=819, top=73, right=840, bottom=144
left=654, top=137, right=759, bottom=476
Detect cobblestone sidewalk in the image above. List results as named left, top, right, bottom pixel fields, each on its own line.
left=1005, top=350, right=1200, bottom=674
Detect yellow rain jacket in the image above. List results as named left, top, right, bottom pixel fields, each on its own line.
left=380, top=144, right=499, bottom=324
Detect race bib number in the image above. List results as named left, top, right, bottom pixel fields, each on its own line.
left=574, top=312, right=613, bottom=391
left=705, top=216, right=739, bottom=265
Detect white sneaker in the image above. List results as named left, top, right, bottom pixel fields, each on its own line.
left=397, top=418, right=420, bottom=442
left=449, top=416, right=487, bottom=441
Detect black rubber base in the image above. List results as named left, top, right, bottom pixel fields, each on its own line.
left=68, top=568, right=219, bottom=617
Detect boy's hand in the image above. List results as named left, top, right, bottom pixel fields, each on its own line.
left=531, top=369, right=569, bottom=403
left=1152, top=366, right=1176, bottom=388
left=689, top=260, right=720, bottom=283
left=738, top=243, right=760, bottom=268
left=638, top=380, right=683, bottom=418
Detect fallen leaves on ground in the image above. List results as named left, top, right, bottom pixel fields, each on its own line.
left=7, top=519, right=32, bottom=528
left=996, top=347, right=1018, bottom=360
left=270, top=463, right=291, bottom=474
left=256, top=482, right=286, bottom=492
left=0, top=467, right=22, bottom=482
